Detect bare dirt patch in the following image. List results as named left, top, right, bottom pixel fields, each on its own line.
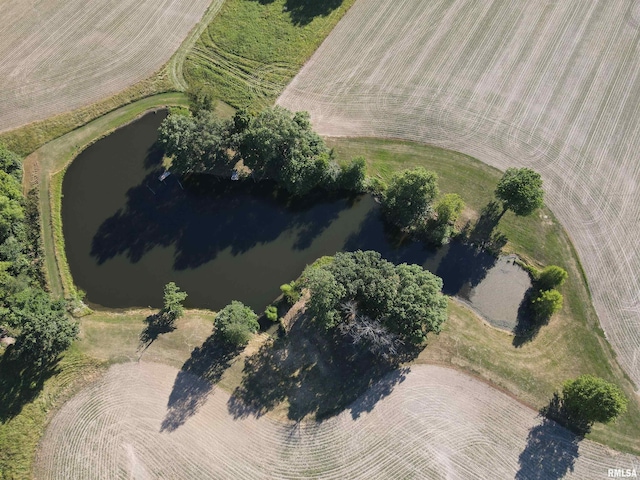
left=278, top=0, right=640, bottom=388
left=0, top=0, right=213, bottom=132
left=35, top=361, right=639, bottom=479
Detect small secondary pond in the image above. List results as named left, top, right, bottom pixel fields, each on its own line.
left=62, top=111, right=531, bottom=330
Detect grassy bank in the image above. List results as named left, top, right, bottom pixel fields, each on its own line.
left=327, top=137, right=640, bottom=453
left=184, top=0, right=357, bottom=110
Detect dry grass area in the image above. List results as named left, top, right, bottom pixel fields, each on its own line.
left=278, top=0, right=640, bottom=388
left=35, top=361, right=639, bottom=479
left=0, top=0, right=212, bottom=133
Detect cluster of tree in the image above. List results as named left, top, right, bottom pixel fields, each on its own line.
left=379, top=167, right=465, bottom=244
left=0, top=144, right=78, bottom=366
left=158, top=107, right=367, bottom=196
left=302, top=250, right=448, bottom=354
left=560, top=374, right=628, bottom=427
left=530, top=265, right=567, bottom=321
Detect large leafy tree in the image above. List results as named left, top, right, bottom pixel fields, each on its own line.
left=158, top=113, right=232, bottom=176
left=382, top=167, right=439, bottom=230
left=562, top=375, right=628, bottom=425
left=304, top=251, right=447, bottom=346
left=234, top=107, right=334, bottom=195
left=8, top=288, right=78, bottom=366
left=495, top=167, right=543, bottom=216
left=214, top=301, right=259, bottom=346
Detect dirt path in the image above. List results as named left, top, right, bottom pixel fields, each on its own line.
left=0, top=0, right=212, bottom=132
left=278, top=0, right=640, bottom=388
left=35, top=362, right=638, bottom=479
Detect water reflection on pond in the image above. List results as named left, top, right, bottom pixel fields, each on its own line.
left=62, top=111, right=530, bottom=330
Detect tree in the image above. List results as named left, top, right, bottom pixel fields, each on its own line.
left=214, top=301, right=259, bottom=346
left=532, top=289, right=563, bottom=319
left=8, top=288, right=78, bottom=366
left=562, top=375, right=628, bottom=425
left=160, top=282, right=188, bottom=324
left=0, top=144, right=22, bottom=181
left=537, top=265, right=568, bottom=290
left=495, top=167, right=543, bottom=216
left=435, top=193, right=465, bottom=225
left=382, top=167, right=439, bottom=229
left=186, top=82, right=216, bottom=115
left=305, top=251, right=447, bottom=347
left=337, top=156, right=367, bottom=192
left=233, top=107, right=332, bottom=195
left=158, top=113, right=232, bottom=176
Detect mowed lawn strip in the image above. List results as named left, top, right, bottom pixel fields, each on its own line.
left=327, top=136, right=640, bottom=454
left=184, top=0, right=357, bottom=110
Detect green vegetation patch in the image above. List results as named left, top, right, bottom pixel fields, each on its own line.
left=184, top=0, right=357, bottom=109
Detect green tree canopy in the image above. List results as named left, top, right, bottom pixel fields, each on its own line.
left=338, top=156, right=367, bottom=192
left=0, top=144, right=22, bottom=181
left=562, top=375, right=628, bottom=425
left=495, top=167, right=543, bottom=216
left=435, top=193, right=465, bottom=225
left=304, top=251, right=447, bottom=345
left=233, top=107, right=334, bottom=195
left=532, top=289, right=563, bottom=319
left=161, top=282, right=188, bottom=324
left=214, top=301, right=259, bottom=346
left=158, top=113, right=232, bottom=176
left=8, top=288, right=78, bottom=366
left=537, top=265, right=568, bottom=290
left=382, top=167, right=439, bottom=229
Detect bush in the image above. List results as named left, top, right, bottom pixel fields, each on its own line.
left=382, top=167, right=439, bottom=230
left=537, top=265, right=568, bottom=290
left=280, top=282, right=300, bottom=304
left=532, top=289, right=563, bottom=319
left=265, top=305, right=278, bottom=322
left=366, top=177, right=387, bottom=197
left=338, top=156, right=367, bottom=192
left=562, top=375, right=628, bottom=425
left=215, top=301, right=259, bottom=346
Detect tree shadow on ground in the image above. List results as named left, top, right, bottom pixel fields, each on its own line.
left=227, top=313, right=413, bottom=422
left=138, top=313, right=175, bottom=354
left=462, top=201, right=508, bottom=253
left=512, top=288, right=554, bottom=347
left=252, top=0, right=345, bottom=26
left=160, top=336, right=240, bottom=432
left=515, top=394, right=586, bottom=479
left=90, top=174, right=350, bottom=271
left=0, top=351, right=60, bottom=422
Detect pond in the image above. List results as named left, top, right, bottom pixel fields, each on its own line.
left=62, top=110, right=531, bottom=331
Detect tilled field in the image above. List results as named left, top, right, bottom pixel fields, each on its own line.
left=0, top=0, right=214, bottom=132
left=278, top=0, right=640, bottom=387
left=35, top=362, right=638, bottom=479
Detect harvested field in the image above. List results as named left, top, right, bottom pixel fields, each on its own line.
left=0, top=0, right=215, bottom=132
left=278, top=0, right=640, bottom=388
left=36, top=362, right=638, bottom=479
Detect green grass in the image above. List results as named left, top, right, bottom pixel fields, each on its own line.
left=184, top=0, right=357, bottom=110
left=328, top=137, right=640, bottom=453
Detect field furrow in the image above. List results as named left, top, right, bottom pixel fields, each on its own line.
left=35, top=362, right=639, bottom=479
left=278, top=0, right=640, bottom=387
left=0, top=0, right=213, bottom=132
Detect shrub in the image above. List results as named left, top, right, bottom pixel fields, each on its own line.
left=215, top=301, right=259, bottom=346
left=532, top=289, right=563, bottom=319
left=280, top=282, right=300, bottom=304
left=265, top=305, right=278, bottom=322
left=537, top=265, right=568, bottom=290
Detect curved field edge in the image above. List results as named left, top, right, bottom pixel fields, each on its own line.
left=34, top=361, right=640, bottom=479
left=22, top=94, right=190, bottom=299
left=0, top=0, right=213, bottom=136
left=276, top=0, right=640, bottom=392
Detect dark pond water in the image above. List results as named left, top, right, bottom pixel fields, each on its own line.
left=62, top=111, right=531, bottom=330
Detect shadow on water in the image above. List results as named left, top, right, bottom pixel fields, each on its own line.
left=227, top=313, right=412, bottom=422
left=161, top=335, right=240, bottom=432
left=91, top=176, right=347, bottom=270
left=343, top=208, right=499, bottom=296
left=252, top=0, right=345, bottom=26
